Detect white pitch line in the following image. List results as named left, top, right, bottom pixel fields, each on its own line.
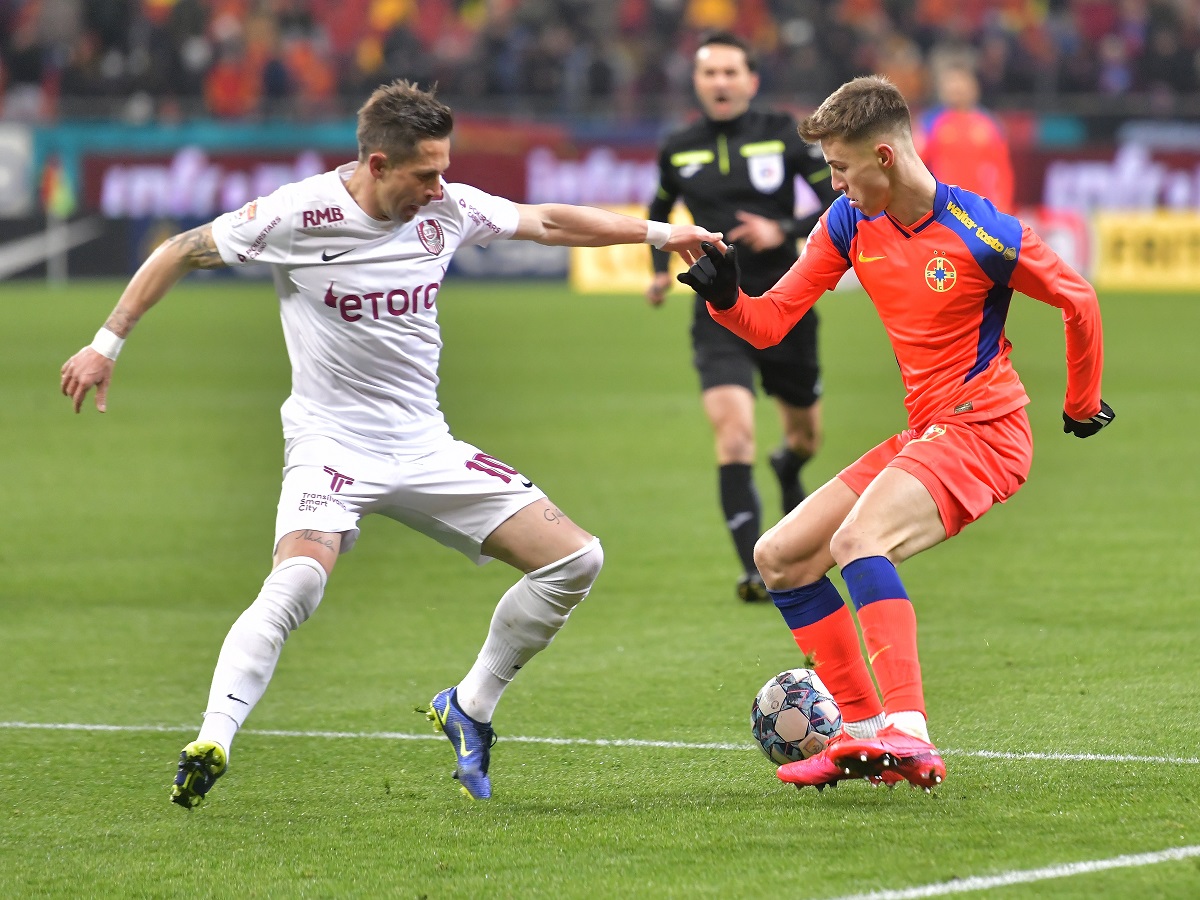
left=824, top=845, right=1200, bottom=900
left=944, top=748, right=1200, bottom=765
left=0, top=721, right=747, bottom=751
left=1, top=722, right=1198, bottom=764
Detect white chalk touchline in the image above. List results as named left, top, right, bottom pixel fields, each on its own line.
left=1, top=721, right=1197, bottom=764
left=0, top=721, right=746, bottom=750
left=823, top=845, right=1200, bottom=900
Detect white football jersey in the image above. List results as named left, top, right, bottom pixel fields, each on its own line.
left=211, top=162, right=519, bottom=454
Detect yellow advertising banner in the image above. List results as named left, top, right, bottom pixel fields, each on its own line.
left=1094, top=212, right=1200, bottom=290
left=569, top=205, right=692, bottom=294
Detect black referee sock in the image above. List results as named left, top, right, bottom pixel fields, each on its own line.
left=718, top=463, right=761, bottom=576
left=769, top=445, right=810, bottom=514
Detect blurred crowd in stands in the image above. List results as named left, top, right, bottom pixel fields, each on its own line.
left=3, top=0, right=1200, bottom=122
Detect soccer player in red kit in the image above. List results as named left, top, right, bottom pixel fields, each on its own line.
left=678, top=75, right=1114, bottom=790
left=917, top=61, right=1015, bottom=213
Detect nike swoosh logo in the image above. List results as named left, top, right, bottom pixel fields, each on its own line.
left=428, top=700, right=447, bottom=727
left=321, top=248, right=354, bottom=261
left=857, top=252, right=886, bottom=263
left=727, top=511, right=755, bottom=530
left=226, top=693, right=249, bottom=705
left=868, top=645, right=892, bottom=665
left=457, top=724, right=471, bottom=758
left=0, top=217, right=105, bottom=279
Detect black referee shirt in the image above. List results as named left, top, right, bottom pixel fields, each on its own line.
left=648, top=108, right=839, bottom=296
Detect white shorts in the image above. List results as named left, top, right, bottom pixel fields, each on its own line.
left=275, top=434, right=547, bottom=564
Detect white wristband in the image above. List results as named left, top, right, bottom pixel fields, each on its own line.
left=644, top=221, right=671, bottom=250
left=89, top=327, right=125, bottom=361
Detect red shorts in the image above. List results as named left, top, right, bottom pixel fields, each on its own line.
left=837, top=408, right=1033, bottom=537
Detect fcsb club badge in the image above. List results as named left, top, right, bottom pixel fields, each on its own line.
left=416, top=219, right=444, bottom=255
left=925, top=256, right=956, bottom=292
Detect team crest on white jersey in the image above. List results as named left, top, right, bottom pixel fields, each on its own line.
left=748, top=153, right=785, bottom=193
left=416, top=219, right=444, bottom=255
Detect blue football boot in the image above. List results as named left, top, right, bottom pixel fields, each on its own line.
left=421, top=687, right=497, bottom=800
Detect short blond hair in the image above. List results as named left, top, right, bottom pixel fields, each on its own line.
left=798, top=75, right=911, bottom=144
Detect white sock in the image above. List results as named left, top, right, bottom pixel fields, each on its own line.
left=200, top=557, right=327, bottom=748
left=843, top=713, right=886, bottom=739
left=457, top=539, right=603, bottom=723
left=196, top=712, right=239, bottom=759
left=886, top=710, right=929, bottom=741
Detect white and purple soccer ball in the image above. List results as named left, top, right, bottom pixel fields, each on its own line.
left=751, top=668, right=842, bottom=764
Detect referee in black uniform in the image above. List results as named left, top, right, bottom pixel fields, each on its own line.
left=646, top=31, right=839, bottom=603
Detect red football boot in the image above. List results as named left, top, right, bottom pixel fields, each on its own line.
left=776, top=731, right=903, bottom=791
left=829, top=724, right=946, bottom=790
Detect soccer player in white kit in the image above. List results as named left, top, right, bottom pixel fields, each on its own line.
left=60, top=81, right=723, bottom=805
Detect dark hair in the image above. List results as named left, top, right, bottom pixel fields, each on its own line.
left=356, top=80, right=454, bottom=163
left=696, top=30, right=757, bottom=73
left=798, top=75, right=911, bottom=144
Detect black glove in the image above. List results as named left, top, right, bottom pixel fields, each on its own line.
left=677, top=242, right=740, bottom=310
left=1063, top=399, right=1115, bottom=438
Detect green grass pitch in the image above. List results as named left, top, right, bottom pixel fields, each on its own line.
left=2, top=276, right=1199, bottom=898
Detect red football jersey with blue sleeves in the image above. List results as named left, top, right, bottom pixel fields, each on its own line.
left=710, top=181, right=1104, bottom=429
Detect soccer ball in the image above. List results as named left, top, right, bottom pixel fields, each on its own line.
left=751, top=668, right=842, bottom=764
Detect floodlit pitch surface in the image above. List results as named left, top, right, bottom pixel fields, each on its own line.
left=2, top=278, right=1198, bottom=898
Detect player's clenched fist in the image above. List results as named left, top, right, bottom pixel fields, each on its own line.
left=677, top=241, right=741, bottom=310
left=1062, top=400, right=1115, bottom=438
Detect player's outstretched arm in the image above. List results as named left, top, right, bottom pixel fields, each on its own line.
left=513, top=203, right=723, bottom=259
left=60, top=223, right=226, bottom=413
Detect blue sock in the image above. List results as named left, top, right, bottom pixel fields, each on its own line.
left=769, top=576, right=846, bottom=628
left=841, top=555, right=908, bottom=610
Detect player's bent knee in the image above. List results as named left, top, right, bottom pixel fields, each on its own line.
left=754, top=532, right=792, bottom=586
left=260, top=556, right=328, bottom=630
left=755, top=528, right=828, bottom=589
left=529, top=538, right=603, bottom=607
left=754, top=517, right=797, bottom=567
left=828, top=524, right=874, bottom=568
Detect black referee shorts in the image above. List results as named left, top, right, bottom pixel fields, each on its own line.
left=690, top=294, right=821, bottom=409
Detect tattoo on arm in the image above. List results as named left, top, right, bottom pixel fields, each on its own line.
left=102, top=308, right=136, bottom=339
left=97, top=223, right=223, bottom=338
left=173, top=224, right=224, bottom=270
left=300, top=529, right=337, bottom=551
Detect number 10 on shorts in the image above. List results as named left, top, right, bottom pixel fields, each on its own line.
left=465, top=452, right=522, bottom=484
